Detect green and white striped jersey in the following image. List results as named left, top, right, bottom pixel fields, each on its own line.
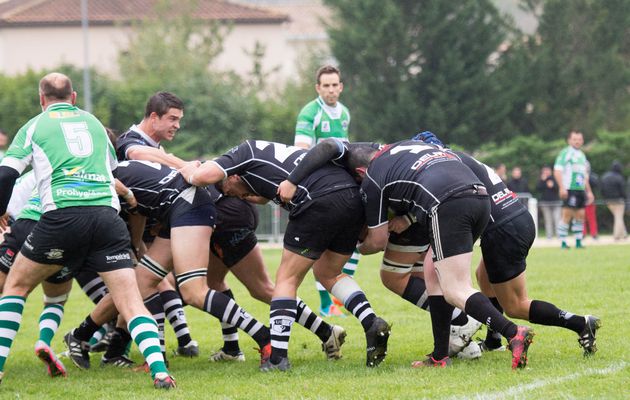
left=554, top=146, right=588, bottom=191
left=294, top=97, right=350, bottom=148
left=0, top=103, right=119, bottom=212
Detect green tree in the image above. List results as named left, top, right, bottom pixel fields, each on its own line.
left=510, top=0, right=630, bottom=139
left=324, top=0, right=514, bottom=148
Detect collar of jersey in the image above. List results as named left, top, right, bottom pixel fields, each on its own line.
left=45, top=102, right=75, bottom=111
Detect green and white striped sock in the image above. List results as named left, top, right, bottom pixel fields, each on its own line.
left=128, top=315, right=168, bottom=379
left=38, top=304, right=64, bottom=346
left=0, top=296, right=26, bottom=372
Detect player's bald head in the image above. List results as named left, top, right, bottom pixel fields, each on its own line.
left=39, top=72, right=73, bottom=102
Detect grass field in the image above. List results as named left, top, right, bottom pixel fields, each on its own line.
left=0, top=245, right=628, bottom=399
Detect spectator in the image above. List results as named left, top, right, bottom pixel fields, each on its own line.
left=582, top=161, right=599, bottom=239
left=507, top=166, right=530, bottom=194
left=494, top=163, right=507, bottom=182
left=536, top=166, right=561, bottom=239
left=601, top=160, right=627, bottom=240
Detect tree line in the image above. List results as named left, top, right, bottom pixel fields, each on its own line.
left=0, top=0, right=628, bottom=183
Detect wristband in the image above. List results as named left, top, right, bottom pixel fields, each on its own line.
left=188, top=172, right=195, bottom=186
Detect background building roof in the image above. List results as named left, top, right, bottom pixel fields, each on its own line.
left=0, top=0, right=288, bottom=27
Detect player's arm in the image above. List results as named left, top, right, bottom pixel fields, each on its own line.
left=179, top=161, right=226, bottom=187
left=114, top=179, right=137, bottom=208
left=294, top=104, right=317, bottom=149
left=358, top=224, right=389, bottom=255
left=245, top=195, right=270, bottom=205
left=278, top=138, right=345, bottom=203
left=553, top=166, right=567, bottom=199
left=127, top=212, right=147, bottom=258
left=127, top=145, right=188, bottom=169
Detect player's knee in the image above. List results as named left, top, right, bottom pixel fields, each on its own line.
left=175, top=268, right=208, bottom=308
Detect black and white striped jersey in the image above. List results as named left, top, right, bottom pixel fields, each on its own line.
left=115, top=126, right=161, bottom=161
left=116, top=160, right=209, bottom=221
left=212, top=140, right=357, bottom=212
left=456, top=151, right=526, bottom=229
left=361, top=140, right=482, bottom=228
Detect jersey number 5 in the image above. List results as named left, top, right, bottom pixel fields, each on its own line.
left=61, top=122, right=93, bottom=157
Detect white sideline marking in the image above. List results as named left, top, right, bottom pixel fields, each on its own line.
left=452, top=361, right=628, bottom=400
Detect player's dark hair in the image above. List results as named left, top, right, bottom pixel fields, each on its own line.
left=346, top=144, right=379, bottom=174
left=144, top=91, right=184, bottom=118
left=316, top=65, right=341, bottom=84
left=39, top=73, right=73, bottom=101
left=105, top=127, right=118, bottom=148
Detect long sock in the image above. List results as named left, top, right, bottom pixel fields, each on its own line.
left=557, top=221, right=569, bottom=238
left=428, top=295, right=453, bottom=360
left=74, top=315, right=100, bottom=342
left=89, top=325, right=107, bottom=347
left=203, top=289, right=269, bottom=347
left=485, top=297, right=504, bottom=345
left=296, top=297, right=332, bottom=342
left=218, top=289, right=240, bottom=353
left=0, top=296, right=25, bottom=372
left=160, top=290, right=192, bottom=347
left=128, top=315, right=168, bottom=379
left=465, top=292, right=518, bottom=340
left=529, top=300, right=585, bottom=333
left=332, top=276, right=376, bottom=331
left=342, top=249, right=361, bottom=276
left=572, top=220, right=584, bottom=245
left=269, top=298, right=296, bottom=363
left=401, top=276, right=467, bottom=324
left=450, top=310, right=469, bottom=326
left=38, top=303, right=64, bottom=345
left=76, top=274, right=108, bottom=304
left=104, top=327, right=132, bottom=359
left=316, top=280, right=332, bottom=311
left=144, top=293, right=166, bottom=354
left=401, top=276, right=429, bottom=310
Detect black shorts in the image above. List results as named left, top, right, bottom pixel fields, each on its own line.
left=481, top=211, right=535, bottom=284
left=284, top=188, right=365, bottom=260
left=210, top=197, right=259, bottom=267
left=0, top=218, right=75, bottom=283
left=563, top=190, right=586, bottom=209
left=211, top=229, right=258, bottom=268
left=158, top=190, right=217, bottom=239
left=429, top=195, right=490, bottom=261
left=20, top=207, right=134, bottom=274
left=388, top=222, right=430, bottom=252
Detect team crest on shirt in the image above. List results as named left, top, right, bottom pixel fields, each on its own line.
left=342, top=120, right=349, bottom=130
left=321, top=121, right=331, bottom=132
left=44, top=248, right=64, bottom=260
left=272, top=319, right=293, bottom=333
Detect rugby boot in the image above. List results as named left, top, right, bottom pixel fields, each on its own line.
left=260, top=357, right=291, bottom=372
left=578, top=315, right=601, bottom=356
left=322, top=325, right=346, bottom=360
left=35, top=340, right=67, bottom=377
left=153, top=372, right=176, bottom=389
left=508, top=326, right=535, bottom=369
left=365, top=317, right=391, bottom=367
left=175, top=340, right=199, bottom=357
left=100, top=355, right=135, bottom=368
left=63, top=331, right=90, bottom=369
left=411, top=355, right=452, bottom=368
left=209, top=348, right=245, bottom=362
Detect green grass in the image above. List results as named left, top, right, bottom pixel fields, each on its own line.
left=1, top=245, right=629, bottom=399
